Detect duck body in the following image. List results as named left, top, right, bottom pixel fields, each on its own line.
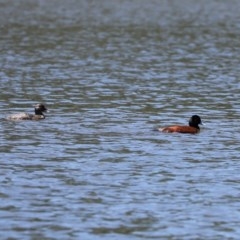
left=7, top=104, right=48, bottom=121
left=160, top=125, right=200, bottom=134
left=159, top=115, right=202, bottom=134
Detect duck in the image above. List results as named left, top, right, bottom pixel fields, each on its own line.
left=158, top=115, right=202, bottom=134
left=7, top=104, right=48, bottom=120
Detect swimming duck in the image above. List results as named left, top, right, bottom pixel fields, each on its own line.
left=158, top=115, right=202, bottom=134
left=7, top=104, right=48, bottom=120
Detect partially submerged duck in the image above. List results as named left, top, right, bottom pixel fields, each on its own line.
left=7, top=104, right=48, bottom=120
left=158, top=115, right=202, bottom=134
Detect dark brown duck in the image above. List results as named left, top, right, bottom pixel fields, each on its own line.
left=158, top=115, right=202, bottom=134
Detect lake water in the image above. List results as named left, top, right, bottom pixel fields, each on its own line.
left=1, top=0, right=240, bottom=239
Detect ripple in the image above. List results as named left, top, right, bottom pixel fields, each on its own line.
left=1, top=1, right=240, bottom=239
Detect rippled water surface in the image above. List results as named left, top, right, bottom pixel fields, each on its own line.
left=1, top=0, right=240, bottom=239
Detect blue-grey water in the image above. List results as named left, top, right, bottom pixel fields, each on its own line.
left=1, top=0, right=240, bottom=239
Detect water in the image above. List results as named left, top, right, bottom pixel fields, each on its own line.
left=1, top=0, right=240, bottom=239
